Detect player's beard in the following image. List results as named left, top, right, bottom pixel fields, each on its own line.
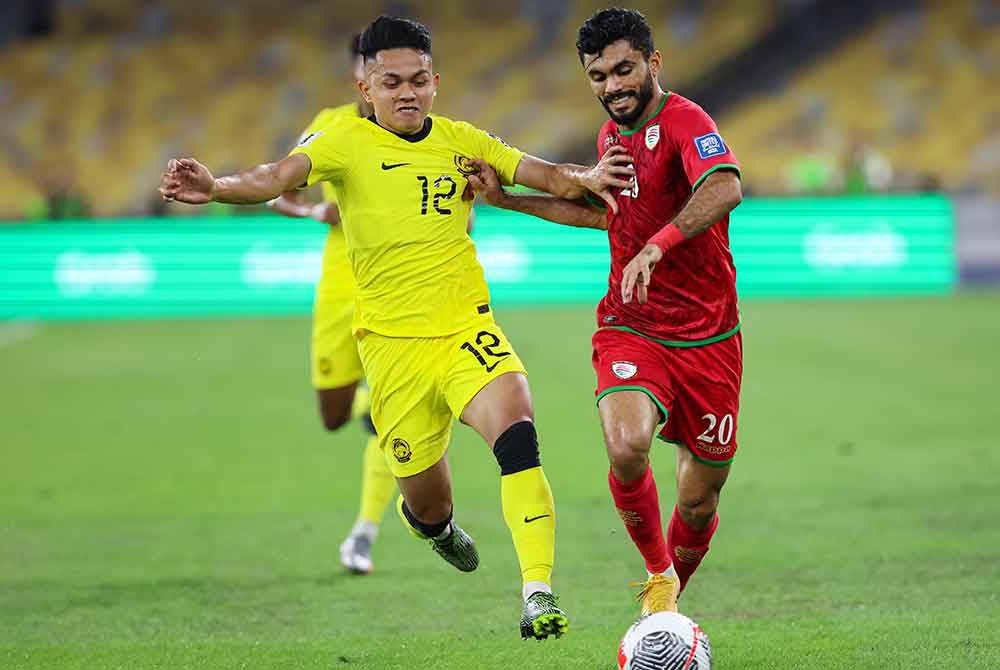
left=600, top=73, right=655, bottom=126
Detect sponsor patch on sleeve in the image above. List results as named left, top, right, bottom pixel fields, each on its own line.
left=694, top=132, right=728, bottom=159
left=486, top=131, right=510, bottom=147
left=297, top=131, right=324, bottom=147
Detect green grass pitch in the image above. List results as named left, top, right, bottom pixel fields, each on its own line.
left=1, top=294, right=998, bottom=669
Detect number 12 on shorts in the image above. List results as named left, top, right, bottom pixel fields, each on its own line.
left=460, top=330, right=510, bottom=373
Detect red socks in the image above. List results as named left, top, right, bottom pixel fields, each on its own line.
left=608, top=466, right=671, bottom=574
left=609, top=467, right=721, bottom=588
left=667, top=505, right=719, bottom=591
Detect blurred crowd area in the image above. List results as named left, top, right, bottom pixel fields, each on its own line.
left=0, top=0, right=997, bottom=221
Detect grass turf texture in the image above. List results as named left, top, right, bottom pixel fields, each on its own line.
left=1, top=294, right=998, bottom=669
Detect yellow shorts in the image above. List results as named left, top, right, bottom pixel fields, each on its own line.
left=311, top=294, right=364, bottom=390
left=357, top=317, right=527, bottom=478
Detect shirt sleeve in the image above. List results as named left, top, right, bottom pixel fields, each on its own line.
left=670, top=104, right=741, bottom=191
left=298, top=110, right=330, bottom=143
left=464, top=123, right=526, bottom=186
left=288, top=120, right=350, bottom=188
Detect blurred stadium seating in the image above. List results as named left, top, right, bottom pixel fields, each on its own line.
left=0, top=1, right=785, bottom=219
left=721, top=0, right=1000, bottom=195
left=0, top=0, right=996, bottom=221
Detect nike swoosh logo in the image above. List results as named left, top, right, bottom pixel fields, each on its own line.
left=524, top=514, right=550, bottom=524
left=381, top=162, right=411, bottom=170
left=484, top=362, right=501, bottom=373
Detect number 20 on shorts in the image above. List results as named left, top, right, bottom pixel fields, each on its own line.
left=697, top=413, right=734, bottom=445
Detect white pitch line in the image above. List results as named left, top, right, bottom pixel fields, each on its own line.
left=0, top=321, right=40, bottom=350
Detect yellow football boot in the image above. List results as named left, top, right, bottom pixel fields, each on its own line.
left=634, top=573, right=680, bottom=615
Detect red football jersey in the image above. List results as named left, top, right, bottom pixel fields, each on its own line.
left=595, top=92, right=741, bottom=343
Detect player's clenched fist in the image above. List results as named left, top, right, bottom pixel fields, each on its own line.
left=465, top=158, right=505, bottom=207
left=579, top=145, right=635, bottom=214
left=159, top=158, right=215, bottom=204
left=620, top=243, right=663, bottom=305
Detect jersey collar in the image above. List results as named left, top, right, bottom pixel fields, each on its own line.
left=367, top=115, right=433, bottom=143
left=617, top=91, right=670, bottom=136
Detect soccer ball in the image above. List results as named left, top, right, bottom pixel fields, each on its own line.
left=617, top=612, right=712, bottom=670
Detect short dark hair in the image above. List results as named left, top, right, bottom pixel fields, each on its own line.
left=576, top=7, right=654, bottom=64
left=358, top=15, right=432, bottom=62
left=349, top=32, right=362, bottom=58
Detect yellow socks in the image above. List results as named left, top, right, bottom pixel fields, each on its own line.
left=358, top=434, right=395, bottom=524
left=501, top=466, right=555, bottom=587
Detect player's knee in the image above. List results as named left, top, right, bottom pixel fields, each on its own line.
left=677, top=492, right=719, bottom=530
left=604, top=425, right=651, bottom=470
left=492, top=420, right=541, bottom=475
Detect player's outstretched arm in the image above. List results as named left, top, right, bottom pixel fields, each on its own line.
left=268, top=190, right=341, bottom=225
left=467, top=160, right=606, bottom=230
left=621, top=170, right=742, bottom=305
left=159, top=154, right=312, bottom=206
left=512, top=146, right=634, bottom=214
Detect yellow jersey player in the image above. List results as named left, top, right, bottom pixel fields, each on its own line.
left=159, top=15, right=632, bottom=640
left=267, top=35, right=393, bottom=576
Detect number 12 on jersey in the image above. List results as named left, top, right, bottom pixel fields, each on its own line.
left=417, top=175, right=456, bottom=215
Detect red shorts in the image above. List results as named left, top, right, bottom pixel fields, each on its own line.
left=592, top=328, right=743, bottom=466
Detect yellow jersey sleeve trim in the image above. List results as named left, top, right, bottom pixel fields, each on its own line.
left=292, top=105, right=358, bottom=192
left=288, top=144, right=323, bottom=188
left=288, top=121, right=352, bottom=188
left=494, top=146, right=526, bottom=187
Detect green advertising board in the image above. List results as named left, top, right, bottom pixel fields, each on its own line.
left=0, top=196, right=955, bottom=320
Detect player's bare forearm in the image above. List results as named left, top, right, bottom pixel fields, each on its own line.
left=513, top=152, right=633, bottom=213
left=268, top=191, right=313, bottom=218
left=212, top=155, right=311, bottom=205
left=513, top=156, right=586, bottom=199
left=623, top=171, right=742, bottom=304
left=494, top=193, right=607, bottom=230
left=666, top=171, right=742, bottom=240
left=545, top=163, right=594, bottom=200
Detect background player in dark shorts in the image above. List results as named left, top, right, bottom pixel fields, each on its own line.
left=468, top=8, right=744, bottom=616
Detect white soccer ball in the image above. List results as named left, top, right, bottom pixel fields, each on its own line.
left=617, top=612, right=712, bottom=670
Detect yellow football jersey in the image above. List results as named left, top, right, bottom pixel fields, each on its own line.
left=298, top=103, right=360, bottom=300
left=290, top=114, right=525, bottom=338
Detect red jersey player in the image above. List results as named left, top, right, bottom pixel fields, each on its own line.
left=468, top=8, right=743, bottom=616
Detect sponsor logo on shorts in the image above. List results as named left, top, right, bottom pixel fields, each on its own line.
left=612, top=361, right=638, bottom=379
left=695, top=441, right=732, bottom=455
left=602, top=315, right=618, bottom=323
left=391, top=438, right=412, bottom=463
left=645, top=124, right=660, bottom=150
left=694, top=132, right=727, bottom=159
left=318, top=357, right=331, bottom=376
